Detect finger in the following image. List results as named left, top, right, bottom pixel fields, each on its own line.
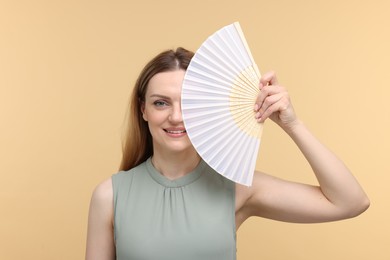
left=255, top=92, right=285, bottom=120
left=259, top=71, right=278, bottom=89
left=255, top=85, right=285, bottom=112
left=257, top=97, right=288, bottom=123
left=259, top=93, right=291, bottom=123
left=257, top=102, right=278, bottom=123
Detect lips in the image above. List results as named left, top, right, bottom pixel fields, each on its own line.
left=164, top=128, right=187, bottom=135
left=166, top=130, right=186, bottom=134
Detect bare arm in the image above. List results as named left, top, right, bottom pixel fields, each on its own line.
left=237, top=72, right=369, bottom=224
left=85, top=178, right=115, bottom=260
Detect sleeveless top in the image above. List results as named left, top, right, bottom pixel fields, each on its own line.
left=112, top=157, right=236, bottom=260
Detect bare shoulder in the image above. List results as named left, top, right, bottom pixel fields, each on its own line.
left=235, top=171, right=292, bottom=225
left=235, top=172, right=268, bottom=228
left=235, top=171, right=271, bottom=211
left=89, top=177, right=114, bottom=218
left=86, top=177, right=115, bottom=259
left=92, top=177, right=113, bottom=200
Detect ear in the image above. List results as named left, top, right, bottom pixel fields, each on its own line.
left=141, top=102, right=148, bottom=121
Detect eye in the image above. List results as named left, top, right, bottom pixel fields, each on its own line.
left=153, top=100, right=168, bottom=107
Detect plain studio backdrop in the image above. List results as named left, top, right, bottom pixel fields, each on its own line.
left=1, top=0, right=389, bottom=259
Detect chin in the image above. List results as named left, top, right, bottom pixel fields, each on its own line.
left=158, top=140, right=196, bottom=154
left=152, top=132, right=190, bottom=150
left=169, top=143, right=195, bottom=153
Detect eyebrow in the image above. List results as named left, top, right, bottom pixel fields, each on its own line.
left=148, top=94, right=171, bottom=100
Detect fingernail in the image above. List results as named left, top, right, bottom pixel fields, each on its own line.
left=254, top=104, right=259, bottom=111
left=259, top=83, right=263, bottom=89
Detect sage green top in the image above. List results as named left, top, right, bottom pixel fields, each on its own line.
left=112, top=157, right=236, bottom=260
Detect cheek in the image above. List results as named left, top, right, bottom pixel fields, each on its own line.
left=142, top=107, right=159, bottom=122
left=144, top=110, right=165, bottom=126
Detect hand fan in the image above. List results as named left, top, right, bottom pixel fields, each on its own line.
left=181, top=22, right=263, bottom=186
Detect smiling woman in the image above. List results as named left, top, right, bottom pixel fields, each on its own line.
left=85, top=47, right=369, bottom=260
left=141, top=70, right=196, bottom=161
left=119, top=48, right=194, bottom=172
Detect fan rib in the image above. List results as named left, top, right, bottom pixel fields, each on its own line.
left=233, top=22, right=261, bottom=78
left=181, top=22, right=263, bottom=186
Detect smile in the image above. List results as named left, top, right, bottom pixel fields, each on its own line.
left=164, top=129, right=187, bottom=134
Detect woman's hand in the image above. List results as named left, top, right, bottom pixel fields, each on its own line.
left=236, top=71, right=370, bottom=224
left=254, top=71, right=298, bottom=131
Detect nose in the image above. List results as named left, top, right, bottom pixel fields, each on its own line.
left=169, top=103, right=183, bottom=123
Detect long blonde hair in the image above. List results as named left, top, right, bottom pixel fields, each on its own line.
left=119, top=47, right=194, bottom=171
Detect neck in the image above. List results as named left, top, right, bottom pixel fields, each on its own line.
left=151, top=150, right=201, bottom=180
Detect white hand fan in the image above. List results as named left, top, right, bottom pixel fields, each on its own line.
left=181, top=22, right=263, bottom=186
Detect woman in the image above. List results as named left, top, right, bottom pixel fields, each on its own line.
left=85, top=47, right=369, bottom=260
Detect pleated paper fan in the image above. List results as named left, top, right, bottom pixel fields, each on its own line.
left=181, top=22, right=263, bottom=186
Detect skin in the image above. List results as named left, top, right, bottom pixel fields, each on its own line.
left=141, top=70, right=201, bottom=180
left=85, top=69, right=370, bottom=260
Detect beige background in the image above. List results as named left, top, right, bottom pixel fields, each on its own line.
left=1, top=0, right=389, bottom=259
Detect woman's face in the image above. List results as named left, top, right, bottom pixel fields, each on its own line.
left=142, top=69, right=194, bottom=155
